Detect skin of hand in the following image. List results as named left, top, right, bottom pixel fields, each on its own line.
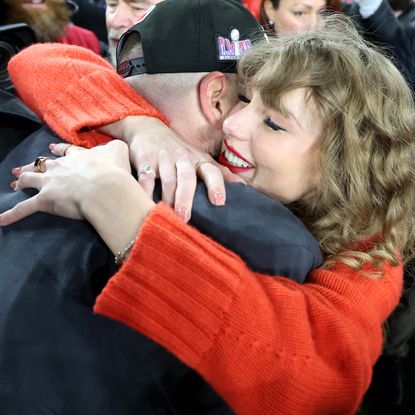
left=97, top=116, right=244, bottom=221
left=1, top=140, right=155, bottom=255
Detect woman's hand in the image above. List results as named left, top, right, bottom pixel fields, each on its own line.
left=98, top=116, right=244, bottom=221
left=0, top=141, right=155, bottom=255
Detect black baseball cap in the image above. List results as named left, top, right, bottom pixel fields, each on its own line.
left=116, top=0, right=265, bottom=78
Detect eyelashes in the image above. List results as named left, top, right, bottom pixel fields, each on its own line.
left=237, top=93, right=250, bottom=103
left=264, top=117, right=286, bottom=132
left=237, top=93, right=287, bottom=133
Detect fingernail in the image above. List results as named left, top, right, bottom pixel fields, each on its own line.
left=49, top=143, right=56, bottom=150
left=11, top=167, right=21, bottom=177
left=213, top=191, right=225, bottom=206
left=10, top=181, right=17, bottom=191
left=176, top=207, right=190, bottom=222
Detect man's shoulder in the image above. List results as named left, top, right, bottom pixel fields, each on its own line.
left=0, top=89, right=40, bottom=124
left=191, top=182, right=322, bottom=282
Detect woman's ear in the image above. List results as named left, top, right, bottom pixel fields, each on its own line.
left=263, top=0, right=276, bottom=23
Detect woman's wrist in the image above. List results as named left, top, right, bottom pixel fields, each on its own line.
left=97, top=116, right=167, bottom=145
left=81, top=168, right=155, bottom=255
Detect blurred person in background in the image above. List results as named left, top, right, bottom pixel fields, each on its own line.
left=105, top=0, right=163, bottom=65
left=243, top=0, right=342, bottom=33
left=352, top=0, right=415, bottom=89
left=71, top=0, right=107, bottom=42
left=388, top=0, right=415, bottom=26
left=1, top=0, right=101, bottom=53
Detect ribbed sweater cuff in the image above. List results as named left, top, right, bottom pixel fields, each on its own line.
left=94, top=203, right=244, bottom=367
left=43, top=70, right=168, bottom=148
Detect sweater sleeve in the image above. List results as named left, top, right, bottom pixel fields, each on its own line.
left=94, top=203, right=402, bottom=415
left=8, top=43, right=168, bottom=148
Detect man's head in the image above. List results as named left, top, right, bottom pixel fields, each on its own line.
left=116, top=0, right=264, bottom=155
left=2, top=0, right=70, bottom=42
left=105, top=0, right=162, bottom=66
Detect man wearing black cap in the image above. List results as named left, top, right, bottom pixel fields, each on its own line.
left=1, top=0, right=321, bottom=413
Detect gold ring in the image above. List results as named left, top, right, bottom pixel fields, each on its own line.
left=195, top=160, right=210, bottom=174
left=63, top=144, right=73, bottom=157
left=137, top=165, right=156, bottom=180
left=33, top=157, right=50, bottom=173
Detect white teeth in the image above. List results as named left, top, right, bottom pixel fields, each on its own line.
left=224, top=149, right=253, bottom=168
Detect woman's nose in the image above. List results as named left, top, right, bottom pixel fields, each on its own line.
left=223, top=107, right=251, bottom=142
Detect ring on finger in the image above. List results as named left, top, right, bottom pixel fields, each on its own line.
left=33, top=156, right=50, bottom=173
left=195, top=160, right=210, bottom=174
left=137, top=165, right=156, bottom=180
left=63, top=144, right=73, bottom=157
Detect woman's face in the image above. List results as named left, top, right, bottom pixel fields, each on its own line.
left=264, top=0, right=326, bottom=34
left=219, top=88, right=322, bottom=204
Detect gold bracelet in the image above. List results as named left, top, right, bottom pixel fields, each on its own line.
left=114, top=238, right=137, bottom=266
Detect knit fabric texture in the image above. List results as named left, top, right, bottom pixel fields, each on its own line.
left=8, top=43, right=168, bottom=148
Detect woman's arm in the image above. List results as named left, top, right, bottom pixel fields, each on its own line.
left=9, top=44, right=230, bottom=216
left=8, top=43, right=167, bottom=148
left=94, top=202, right=402, bottom=415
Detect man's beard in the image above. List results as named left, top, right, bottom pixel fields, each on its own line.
left=4, top=0, right=70, bottom=42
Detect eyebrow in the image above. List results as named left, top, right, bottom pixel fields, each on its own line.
left=274, top=105, right=304, bottom=131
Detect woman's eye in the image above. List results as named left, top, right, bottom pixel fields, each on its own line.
left=264, top=117, right=286, bottom=132
left=293, top=11, right=305, bottom=16
left=237, top=93, right=251, bottom=103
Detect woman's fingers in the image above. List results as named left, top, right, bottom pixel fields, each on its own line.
left=135, top=147, right=158, bottom=197
left=12, top=157, right=54, bottom=176
left=158, top=149, right=177, bottom=206
left=14, top=171, right=45, bottom=191
left=0, top=195, right=42, bottom=226
left=137, top=162, right=157, bottom=197
left=49, top=143, right=84, bottom=157
left=174, top=151, right=197, bottom=222
left=197, top=162, right=226, bottom=206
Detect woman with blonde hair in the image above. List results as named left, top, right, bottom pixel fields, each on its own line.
left=3, top=18, right=415, bottom=415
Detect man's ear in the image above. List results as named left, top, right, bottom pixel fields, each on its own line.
left=199, top=71, right=234, bottom=129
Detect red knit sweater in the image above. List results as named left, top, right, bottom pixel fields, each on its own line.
left=9, top=44, right=403, bottom=415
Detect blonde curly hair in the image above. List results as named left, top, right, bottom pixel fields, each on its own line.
left=238, top=16, right=415, bottom=272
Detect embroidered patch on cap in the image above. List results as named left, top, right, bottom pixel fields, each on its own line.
left=216, top=27, right=252, bottom=61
